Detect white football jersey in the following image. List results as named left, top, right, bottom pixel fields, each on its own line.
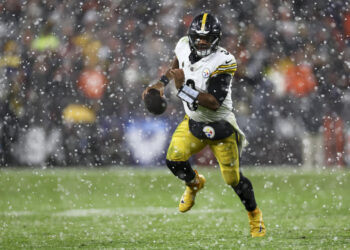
left=174, top=36, right=248, bottom=151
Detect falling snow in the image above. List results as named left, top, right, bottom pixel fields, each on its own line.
left=0, top=1, right=349, bottom=169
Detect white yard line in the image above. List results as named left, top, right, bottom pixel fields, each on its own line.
left=1, top=211, right=34, bottom=216
left=54, top=207, right=233, bottom=217
left=1, top=207, right=233, bottom=217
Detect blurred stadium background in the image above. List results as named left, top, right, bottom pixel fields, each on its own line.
left=1, top=1, right=350, bottom=249
left=0, top=0, right=350, bottom=168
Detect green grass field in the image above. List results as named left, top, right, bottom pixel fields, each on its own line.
left=0, top=167, right=349, bottom=249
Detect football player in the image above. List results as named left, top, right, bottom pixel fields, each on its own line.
left=142, top=13, right=266, bottom=237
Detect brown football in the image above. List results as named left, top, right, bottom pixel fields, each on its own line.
left=144, top=89, right=167, bottom=115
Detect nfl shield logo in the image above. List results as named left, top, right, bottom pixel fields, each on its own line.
left=202, top=68, right=210, bottom=78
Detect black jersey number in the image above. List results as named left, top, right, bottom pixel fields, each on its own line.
left=220, top=49, right=229, bottom=55
left=185, top=79, right=198, bottom=111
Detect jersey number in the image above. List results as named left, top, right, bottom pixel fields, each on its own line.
left=185, top=79, right=198, bottom=111
left=220, top=49, right=229, bottom=55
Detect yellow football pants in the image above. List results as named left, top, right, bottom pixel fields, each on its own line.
left=166, top=116, right=240, bottom=186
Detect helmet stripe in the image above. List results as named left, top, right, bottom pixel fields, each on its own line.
left=201, top=13, right=208, bottom=31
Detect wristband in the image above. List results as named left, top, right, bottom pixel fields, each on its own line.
left=181, top=85, right=199, bottom=99
left=159, top=75, right=170, bottom=86
left=177, top=85, right=199, bottom=104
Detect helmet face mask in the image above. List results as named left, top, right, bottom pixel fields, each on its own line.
left=188, top=13, right=222, bottom=58
left=190, top=34, right=219, bottom=57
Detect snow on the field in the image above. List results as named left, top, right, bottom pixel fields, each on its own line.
left=1, top=211, right=34, bottom=216
left=55, top=207, right=234, bottom=216
left=0, top=208, right=234, bottom=217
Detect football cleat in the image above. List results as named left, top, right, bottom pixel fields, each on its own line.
left=248, top=207, right=266, bottom=237
left=179, top=170, right=206, bottom=213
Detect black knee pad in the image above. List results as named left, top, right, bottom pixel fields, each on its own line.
left=166, top=160, right=196, bottom=182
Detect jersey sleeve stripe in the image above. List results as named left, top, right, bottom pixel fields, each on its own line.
left=210, top=68, right=237, bottom=76
left=217, top=63, right=237, bottom=69
left=216, top=65, right=237, bottom=71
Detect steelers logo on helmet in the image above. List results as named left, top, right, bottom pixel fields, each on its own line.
left=203, top=126, right=215, bottom=139
left=188, top=13, right=222, bottom=58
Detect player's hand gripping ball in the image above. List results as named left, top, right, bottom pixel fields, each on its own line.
left=144, top=89, right=167, bottom=115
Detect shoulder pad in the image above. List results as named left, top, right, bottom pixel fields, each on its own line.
left=211, top=49, right=237, bottom=77
left=175, top=36, right=189, bottom=52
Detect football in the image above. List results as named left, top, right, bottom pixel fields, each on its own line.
left=144, top=88, right=167, bottom=115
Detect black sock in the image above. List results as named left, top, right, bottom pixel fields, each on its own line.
left=166, top=160, right=196, bottom=183
left=232, top=173, right=257, bottom=212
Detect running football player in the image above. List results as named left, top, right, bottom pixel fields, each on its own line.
left=142, top=13, right=266, bottom=237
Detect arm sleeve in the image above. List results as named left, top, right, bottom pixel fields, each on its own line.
left=207, top=73, right=232, bottom=106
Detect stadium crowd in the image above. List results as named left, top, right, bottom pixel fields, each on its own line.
left=0, top=0, right=349, bottom=167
